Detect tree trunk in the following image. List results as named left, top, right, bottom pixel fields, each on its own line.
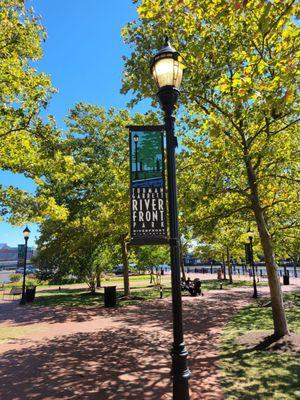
left=180, top=239, right=187, bottom=282
left=292, top=259, right=297, bottom=278
left=155, top=267, right=160, bottom=286
left=245, top=157, right=289, bottom=337
left=89, top=279, right=96, bottom=294
left=226, top=246, right=233, bottom=284
left=222, top=253, right=227, bottom=280
left=150, top=266, right=154, bottom=284
left=96, top=267, right=101, bottom=289
left=121, top=237, right=130, bottom=298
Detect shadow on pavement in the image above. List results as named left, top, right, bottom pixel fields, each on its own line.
left=7, top=285, right=300, bottom=399
left=0, top=328, right=171, bottom=400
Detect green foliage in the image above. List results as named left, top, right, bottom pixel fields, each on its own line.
left=0, top=1, right=66, bottom=223
left=122, top=0, right=300, bottom=254
left=9, top=273, right=22, bottom=283
left=26, top=276, right=39, bottom=287
left=122, top=0, right=299, bottom=334
left=34, top=105, right=160, bottom=290
left=133, top=245, right=169, bottom=271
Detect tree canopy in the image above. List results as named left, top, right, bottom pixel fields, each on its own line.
left=122, top=0, right=300, bottom=336
left=35, top=104, right=161, bottom=291
left=0, top=0, right=63, bottom=223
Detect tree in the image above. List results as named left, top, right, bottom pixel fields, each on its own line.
left=35, top=104, right=160, bottom=296
left=93, top=241, right=119, bottom=288
left=122, top=0, right=300, bottom=337
left=65, top=104, right=160, bottom=296
left=35, top=217, right=107, bottom=292
left=134, top=245, right=169, bottom=284
left=0, top=1, right=64, bottom=223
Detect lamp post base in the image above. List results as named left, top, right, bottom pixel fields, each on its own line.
left=172, top=342, right=191, bottom=400
left=19, top=298, right=26, bottom=305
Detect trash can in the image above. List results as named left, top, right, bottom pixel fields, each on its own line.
left=104, top=286, right=117, bottom=307
left=283, top=275, right=289, bottom=285
left=25, top=286, right=36, bottom=302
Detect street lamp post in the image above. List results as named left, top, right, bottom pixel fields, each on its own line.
left=20, top=226, right=30, bottom=305
left=247, top=228, right=258, bottom=298
left=231, top=257, right=236, bottom=273
left=133, top=134, right=139, bottom=180
left=150, top=37, right=190, bottom=400
left=293, top=260, right=297, bottom=278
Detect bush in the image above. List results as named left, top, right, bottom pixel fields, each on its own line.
left=9, top=273, right=22, bottom=283
left=26, top=277, right=39, bottom=287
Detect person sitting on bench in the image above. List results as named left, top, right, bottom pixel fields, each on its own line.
left=186, top=278, right=202, bottom=296
left=193, top=279, right=202, bottom=295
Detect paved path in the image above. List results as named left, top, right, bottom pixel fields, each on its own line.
left=0, top=283, right=299, bottom=400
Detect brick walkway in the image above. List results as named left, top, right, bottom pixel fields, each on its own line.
left=0, top=283, right=299, bottom=400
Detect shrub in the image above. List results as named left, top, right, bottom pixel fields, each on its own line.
left=26, top=278, right=39, bottom=287
left=9, top=273, right=22, bottom=283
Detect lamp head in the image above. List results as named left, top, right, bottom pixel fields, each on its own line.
left=23, top=226, right=30, bottom=239
left=247, top=228, right=254, bottom=240
left=150, top=37, right=184, bottom=91
left=133, top=134, right=139, bottom=143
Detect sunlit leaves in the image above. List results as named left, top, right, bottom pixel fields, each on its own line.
left=0, top=1, right=62, bottom=223
left=123, top=0, right=300, bottom=258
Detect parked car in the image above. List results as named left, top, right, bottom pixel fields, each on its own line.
left=114, top=264, right=136, bottom=275
left=15, top=266, right=38, bottom=275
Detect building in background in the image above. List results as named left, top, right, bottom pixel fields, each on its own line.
left=0, top=243, right=35, bottom=270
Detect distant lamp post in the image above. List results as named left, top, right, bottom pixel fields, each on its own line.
left=20, top=226, right=30, bottom=305
left=231, top=256, right=236, bottom=273
left=156, top=158, right=160, bottom=171
left=151, top=37, right=190, bottom=400
left=133, top=134, right=139, bottom=180
left=247, top=228, right=258, bottom=298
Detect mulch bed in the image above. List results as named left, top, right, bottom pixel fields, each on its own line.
left=236, top=331, right=300, bottom=353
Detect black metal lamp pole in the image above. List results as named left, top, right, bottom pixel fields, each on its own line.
left=20, top=226, right=30, bottom=305
left=151, top=38, right=190, bottom=400
left=248, top=229, right=257, bottom=298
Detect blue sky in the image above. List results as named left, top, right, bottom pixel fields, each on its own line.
left=0, top=0, right=151, bottom=246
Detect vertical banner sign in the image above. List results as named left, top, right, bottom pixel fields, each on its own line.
left=128, top=126, right=168, bottom=245
left=17, top=244, right=25, bottom=268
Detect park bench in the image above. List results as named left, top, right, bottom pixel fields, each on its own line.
left=2, top=286, right=22, bottom=299
left=257, top=274, right=268, bottom=282
left=181, top=279, right=203, bottom=297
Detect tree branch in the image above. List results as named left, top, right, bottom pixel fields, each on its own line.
left=0, top=113, right=34, bottom=139
left=269, top=118, right=300, bottom=136
left=263, top=0, right=296, bottom=39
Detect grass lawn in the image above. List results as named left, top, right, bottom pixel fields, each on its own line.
left=32, top=286, right=172, bottom=307
left=220, top=292, right=300, bottom=400
left=201, top=279, right=267, bottom=291
left=28, top=277, right=267, bottom=307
